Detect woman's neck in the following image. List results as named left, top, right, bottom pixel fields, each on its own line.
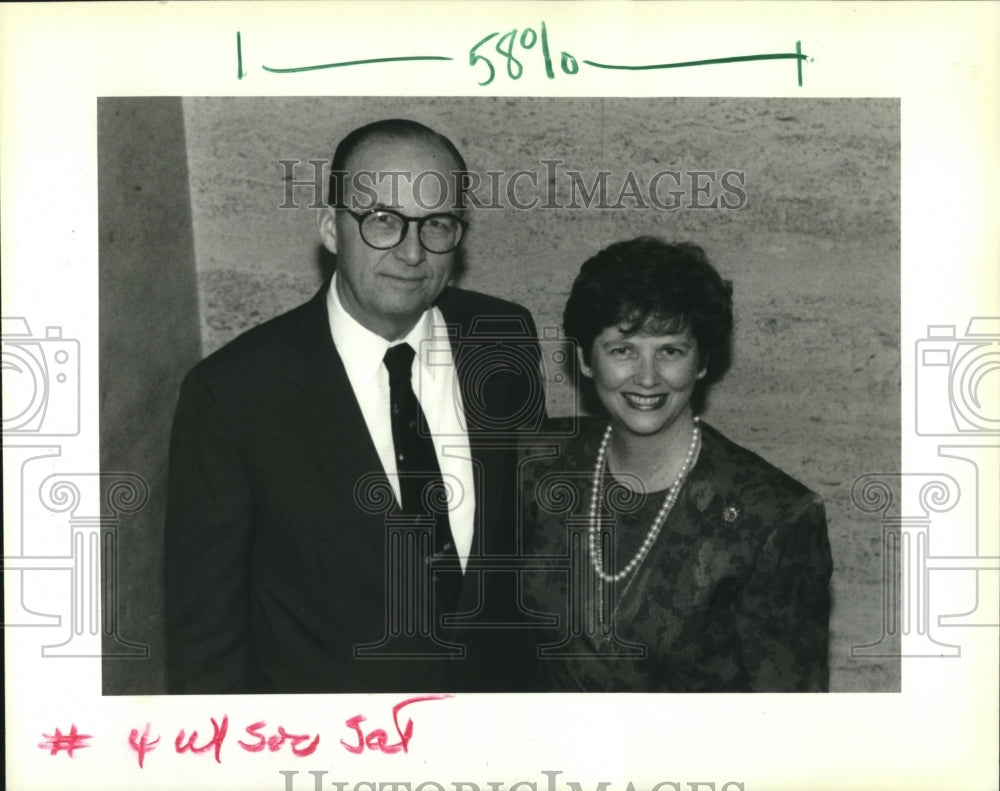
left=605, top=411, right=699, bottom=493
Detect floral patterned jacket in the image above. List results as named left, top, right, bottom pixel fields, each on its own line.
left=519, top=418, right=833, bottom=692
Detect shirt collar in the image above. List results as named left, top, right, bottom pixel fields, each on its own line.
left=327, top=273, right=441, bottom=381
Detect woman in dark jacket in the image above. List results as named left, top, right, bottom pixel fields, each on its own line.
left=521, top=237, right=833, bottom=692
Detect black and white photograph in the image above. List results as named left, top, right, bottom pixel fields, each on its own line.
left=3, top=4, right=997, bottom=791
left=98, top=96, right=899, bottom=696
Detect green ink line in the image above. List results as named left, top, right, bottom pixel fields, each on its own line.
left=583, top=48, right=809, bottom=74
left=796, top=40, right=803, bottom=87
left=540, top=21, right=554, bottom=80
left=236, top=31, right=244, bottom=80
left=261, top=55, right=453, bottom=74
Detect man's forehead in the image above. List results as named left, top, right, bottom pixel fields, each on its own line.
left=344, top=134, right=462, bottom=173
left=339, top=135, right=463, bottom=211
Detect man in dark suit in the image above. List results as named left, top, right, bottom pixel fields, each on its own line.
left=165, top=119, right=543, bottom=694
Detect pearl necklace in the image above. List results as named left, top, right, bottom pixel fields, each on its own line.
left=588, top=416, right=701, bottom=583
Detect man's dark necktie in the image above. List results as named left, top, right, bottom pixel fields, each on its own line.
left=383, top=343, right=462, bottom=613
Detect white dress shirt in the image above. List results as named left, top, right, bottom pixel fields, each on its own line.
left=327, top=274, right=475, bottom=570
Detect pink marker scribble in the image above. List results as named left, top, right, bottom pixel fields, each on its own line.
left=128, top=723, right=161, bottom=768
left=341, top=694, right=452, bottom=754
left=38, top=725, right=92, bottom=757
left=175, top=715, right=229, bottom=764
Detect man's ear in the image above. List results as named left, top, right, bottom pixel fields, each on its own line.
left=576, top=346, right=593, bottom=379
left=317, top=207, right=338, bottom=254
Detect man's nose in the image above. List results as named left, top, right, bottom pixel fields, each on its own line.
left=633, top=354, right=661, bottom=388
left=394, top=223, right=426, bottom=265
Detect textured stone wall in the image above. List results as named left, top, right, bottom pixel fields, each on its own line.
left=99, top=98, right=201, bottom=694
left=183, top=96, right=900, bottom=692
left=105, top=96, right=897, bottom=693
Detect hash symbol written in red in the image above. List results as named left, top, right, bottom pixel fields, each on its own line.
left=38, top=725, right=92, bottom=757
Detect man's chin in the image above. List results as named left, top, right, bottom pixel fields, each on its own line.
left=375, top=298, right=437, bottom=328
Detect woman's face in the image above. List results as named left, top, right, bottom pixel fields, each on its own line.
left=580, top=324, right=707, bottom=439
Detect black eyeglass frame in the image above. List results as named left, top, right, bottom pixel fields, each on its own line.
left=336, top=207, right=469, bottom=254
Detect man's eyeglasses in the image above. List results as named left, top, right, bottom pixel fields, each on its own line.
left=338, top=208, right=467, bottom=254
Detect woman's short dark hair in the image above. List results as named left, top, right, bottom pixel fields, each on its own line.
left=563, top=237, right=734, bottom=383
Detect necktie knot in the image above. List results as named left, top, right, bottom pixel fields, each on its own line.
left=383, top=343, right=416, bottom=382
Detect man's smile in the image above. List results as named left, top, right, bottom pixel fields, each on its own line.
left=381, top=272, right=427, bottom=285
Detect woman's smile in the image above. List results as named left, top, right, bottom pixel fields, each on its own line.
left=621, top=392, right=669, bottom=410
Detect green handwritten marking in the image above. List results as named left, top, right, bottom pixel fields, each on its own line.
left=238, top=28, right=806, bottom=87
left=583, top=43, right=809, bottom=85
left=470, top=32, right=500, bottom=86
left=540, top=21, right=555, bottom=79
left=496, top=30, right=522, bottom=80
left=236, top=31, right=244, bottom=80
left=261, top=55, right=452, bottom=74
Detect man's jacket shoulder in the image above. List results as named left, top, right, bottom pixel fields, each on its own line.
left=184, top=290, right=322, bottom=386
left=436, top=286, right=536, bottom=335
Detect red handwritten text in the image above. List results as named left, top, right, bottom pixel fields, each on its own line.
left=238, top=721, right=320, bottom=757
left=128, top=723, right=161, bottom=768
left=44, top=698, right=450, bottom=766
left=38, top=725, right=92, bottom=757
left=175, top=715, right=229, bottom=764
left=340, top=694, right=451, bottom=754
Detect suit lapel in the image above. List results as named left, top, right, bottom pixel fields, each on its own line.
left=276, top=282, right=390, bottom=512
left=435, top=293, right=486, bottom=558
left=436, top=290, right=532, bottom=560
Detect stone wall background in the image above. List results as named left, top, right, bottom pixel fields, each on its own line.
left=99, top=98, right=202, bottom=693
left=103, top=96, right=900, bottom=693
